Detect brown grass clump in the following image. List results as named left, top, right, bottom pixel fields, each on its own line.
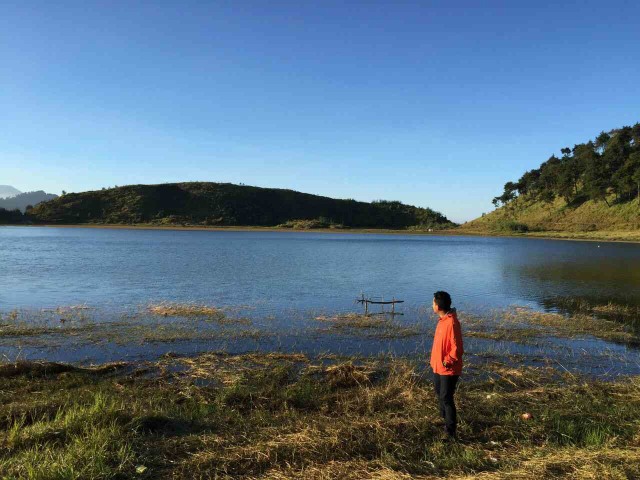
left=145, top=302, right=253, bottom=328
left=324, top=362, right=374, bottom=389
left=591, top=302, right=636, bottom=315
left=168, top=352, right=309, bottom=386
left=147, top=302, right=223, bottom=317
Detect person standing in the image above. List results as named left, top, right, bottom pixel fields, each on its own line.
left=430, top=291, right=464, bottom=439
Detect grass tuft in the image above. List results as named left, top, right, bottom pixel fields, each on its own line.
left=147, top=302, right=223, bottom=317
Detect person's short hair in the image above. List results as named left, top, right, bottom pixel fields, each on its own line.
left=433, top=291, right=452, bottom=312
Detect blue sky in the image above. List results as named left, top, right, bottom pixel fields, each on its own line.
left=2, top=1, right=639, bottom=222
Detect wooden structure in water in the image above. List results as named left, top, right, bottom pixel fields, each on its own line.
left=356, top=293, right=404, bottom=316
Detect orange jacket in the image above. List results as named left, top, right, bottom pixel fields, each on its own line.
left=430, top=309, right=464, bottom=375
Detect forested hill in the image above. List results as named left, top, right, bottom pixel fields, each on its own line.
left=24, top=182, right=455, bottom=229
left=462, top=123, right=640, bottom=233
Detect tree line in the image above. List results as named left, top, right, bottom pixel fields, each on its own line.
left=0, top=208, right=25, bottom=224
left=493, top=123, right=640, bottom=208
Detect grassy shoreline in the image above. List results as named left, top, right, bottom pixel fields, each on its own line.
left=1, top=302, right=639, bottom=477
left=3, top=222, right=640, bottom=244
left=1, top=353, right=638, bottom=479
left=456, top=228, right=640, bottom=243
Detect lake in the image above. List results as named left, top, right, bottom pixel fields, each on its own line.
left=1, top=226, right=639, bottom=374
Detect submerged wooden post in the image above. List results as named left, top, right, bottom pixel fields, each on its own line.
left=356, top=294, right=404, bottom=316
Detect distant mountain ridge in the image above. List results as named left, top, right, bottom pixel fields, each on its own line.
left=0, top=191, right=58, bottom=212
left=0, top=185, right=22, bottom=198
left=26, top=182, right=455, bottom=229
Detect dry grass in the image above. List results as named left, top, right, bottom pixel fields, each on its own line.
left=451, top=304, right=640, bottom=347
left=147, top=302, right=223, bottom=317
left=461, top=193, right=640, bottom=232
left=456, top=192, right=640, bottom=244
left=563, top=299, right=640, bottom=326
left=457, top=447, right=640, bottom=479
left=1, top=353, right=639, bottom=479
left=592, top=302, right=636, bottom=315
left=143, top=302, right=253, bottom=330
left=259, top=460, right=420, bottom=479
left=498, top=306, right=639, bottom=346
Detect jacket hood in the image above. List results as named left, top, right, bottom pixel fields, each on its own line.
left=441, top=308, right=457, bottom=320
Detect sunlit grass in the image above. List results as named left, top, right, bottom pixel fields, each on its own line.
left=147, top=302, right=223, bottom=318
left=0, top=353, right=638, bottom=478
left=458, top=193, right=640, bottom=242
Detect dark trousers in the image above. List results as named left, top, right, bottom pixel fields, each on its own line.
left=434, top=373, right=459, bottom=436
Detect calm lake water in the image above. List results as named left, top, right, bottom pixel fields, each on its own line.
left=2, top=226, right=640, bottom=312
left=1, top=226, right=640, bottom=374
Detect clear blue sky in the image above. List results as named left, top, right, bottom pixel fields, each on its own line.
left=2, top=1, right=639, bottom=222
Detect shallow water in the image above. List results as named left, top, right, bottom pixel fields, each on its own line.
left=1, top=227, right=639, bottom=375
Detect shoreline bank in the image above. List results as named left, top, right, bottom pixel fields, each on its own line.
left=3, top=223, right=640, bottom=244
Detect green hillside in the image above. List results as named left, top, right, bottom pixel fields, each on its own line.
left=461, top=123, right=640, bottom=238
left=461, top=194, right=639, bottom=234
left=25, top=182, right=454, bottom=229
